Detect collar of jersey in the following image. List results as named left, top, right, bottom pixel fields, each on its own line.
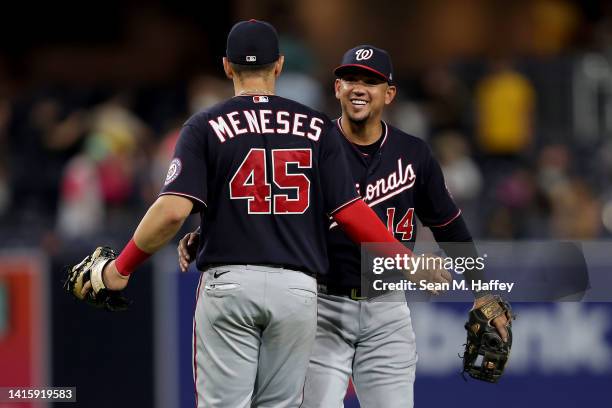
left=336, top=118, right=389, bottom=150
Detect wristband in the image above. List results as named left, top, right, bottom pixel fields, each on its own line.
left=115, top=239, right=151, bottom=276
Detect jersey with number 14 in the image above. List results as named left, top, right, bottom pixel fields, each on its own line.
left=160, top=95, right=359, bottom=276
left=326, top=119, right=461, bottom=287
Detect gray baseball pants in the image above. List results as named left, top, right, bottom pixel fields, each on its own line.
left=193, top=265, right=318, bottom=408
left=301, top=292, right=418, bottom=408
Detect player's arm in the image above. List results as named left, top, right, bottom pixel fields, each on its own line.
left=69, top=116, right=208, bottom=307
left=332, top=199, right=451, bottom=288
left=415, top=144, right=510, bottom=340
left=333, top=199, right=402, bottom=245
left=80, top=194, right=194, bottom=296
left=430, top=216, right=487, bottom=294
left=332, top=199, right=421, bottom=259
left=175, top=201, right=419, bottom=273
left=131, top=195, right=194, bottom=253
left=430, top=217, right=508, bottom=340
left=174, top=200, right=435, bottom=276
left=107, top=118, right=207, bottom=283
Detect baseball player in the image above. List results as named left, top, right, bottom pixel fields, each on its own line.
left=67, top=23, right=436, bottom=408
left=178, top=44, right=511, bottom=407
left=301, top=45, right=511, bottom=407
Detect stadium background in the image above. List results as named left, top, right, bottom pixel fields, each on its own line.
left=1, top=0, right=611, bottom=407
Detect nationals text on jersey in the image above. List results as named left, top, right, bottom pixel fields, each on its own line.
left=209, top=109, right=324, bottom=142
left=360, top=158, right=416, bottom=206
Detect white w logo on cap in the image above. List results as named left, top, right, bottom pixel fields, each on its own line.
left=355, top=48, right=373, bottom=61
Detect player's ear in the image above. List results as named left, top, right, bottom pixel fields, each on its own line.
left=222, top=57, right=234, bottom=80
left=334, top=79, right=342, bottom=100
left=274, top=55, right=285, bottom=77
left=384, top=85, right=397, bottom=105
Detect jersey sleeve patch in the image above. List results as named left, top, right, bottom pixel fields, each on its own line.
left=164, top=158, right=182, bottom=186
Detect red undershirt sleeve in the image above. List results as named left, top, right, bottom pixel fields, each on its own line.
left=332, top=199, right=413, bottom=257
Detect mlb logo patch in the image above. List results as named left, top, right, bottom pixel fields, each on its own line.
left=253, top=96, right=269, bottom=103
left=246, top=55, right=257, bottom=62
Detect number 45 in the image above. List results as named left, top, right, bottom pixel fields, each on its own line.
left=230, top=148, right=312, bottom=214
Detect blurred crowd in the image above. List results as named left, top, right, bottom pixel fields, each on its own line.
left=2, top=0, right=612, bottom=254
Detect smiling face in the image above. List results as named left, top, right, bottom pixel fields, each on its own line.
left=335, top=72, right=396, bottom=124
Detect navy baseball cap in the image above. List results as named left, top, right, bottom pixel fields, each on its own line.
left=226, top=19, right=280, bottom=65
left=334, top=45, right=394, bottom=84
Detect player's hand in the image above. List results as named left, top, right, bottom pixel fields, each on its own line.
left=408, top=253, right=452, bottom=295
left=178, top=232, right=200, bottom=272
left=473, top=294, right=510, bottom=342
left=79, top=260, right=130, bottom=298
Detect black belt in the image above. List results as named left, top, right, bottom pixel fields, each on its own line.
left=317, top=284, right=383, bottom=301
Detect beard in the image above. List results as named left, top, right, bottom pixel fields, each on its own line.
left=347, top=114, right=368, bottom=124
left=344, top=104, right=370, bottom=124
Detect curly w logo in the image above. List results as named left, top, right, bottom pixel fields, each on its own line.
left=355, top=48, right=373, bottom=61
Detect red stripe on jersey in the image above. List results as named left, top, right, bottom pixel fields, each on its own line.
left=379, top=121, right=389, bottom=147
left=329, top=196, right=361, bottom=215
left=429, top=209, right=462, bottom=228
left=159, top=191, right=208, bottom=207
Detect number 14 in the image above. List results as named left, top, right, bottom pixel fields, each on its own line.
left=386, top=207, right=414, bottom=240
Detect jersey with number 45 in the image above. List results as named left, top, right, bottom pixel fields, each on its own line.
left=160, top=95, right=359, bottom=276
left=326, top=119, right=461, bottom=287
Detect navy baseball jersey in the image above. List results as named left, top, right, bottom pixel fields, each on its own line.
left=160, top=95, right=360, bottom=276
left=326, top=119, right=461, bottom=287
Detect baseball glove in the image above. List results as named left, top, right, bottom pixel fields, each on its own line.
left=462, top=295, right=514, bottom=383
left=63, top=246, right=130, bottom=312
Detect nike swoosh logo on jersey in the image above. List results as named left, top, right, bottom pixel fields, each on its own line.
left=213, top=270, right=230, bottom=279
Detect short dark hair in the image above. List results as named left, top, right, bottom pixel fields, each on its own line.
left=230, top=61, right=276, bottom=77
